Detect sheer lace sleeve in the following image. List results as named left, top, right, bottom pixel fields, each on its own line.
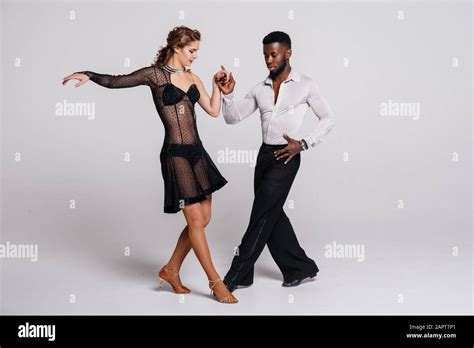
left=75, top=66, right=156, bottom=88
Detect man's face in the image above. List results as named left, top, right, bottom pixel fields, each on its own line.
left=263, top=42, right=291, bottom=78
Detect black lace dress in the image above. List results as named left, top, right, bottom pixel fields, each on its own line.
left=76, top=66, right=228, bottom=213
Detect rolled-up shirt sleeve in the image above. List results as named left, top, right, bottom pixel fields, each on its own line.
left=303, top=80, right=335, bottom=148
left=221, top=85, right=258, bottom=124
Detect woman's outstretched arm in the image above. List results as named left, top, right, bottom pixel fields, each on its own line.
left=62, top=66, right=156, bottom=89
left=192, top=67, right=228, bottom=117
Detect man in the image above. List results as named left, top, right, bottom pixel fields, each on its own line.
left=215, top=31, right=334, bottom=292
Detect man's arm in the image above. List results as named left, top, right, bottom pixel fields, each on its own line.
left=221, top=86, right=259, bottom=124
left=302, top=80, right=335, bottom=148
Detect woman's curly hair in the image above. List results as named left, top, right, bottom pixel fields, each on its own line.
left=152, top=25, right=201, bottom=67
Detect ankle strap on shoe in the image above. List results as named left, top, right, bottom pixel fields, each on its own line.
left=208, top=278, right=222, bottom=289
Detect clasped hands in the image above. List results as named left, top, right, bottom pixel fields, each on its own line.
left=213, top=65, right=235, bottom=95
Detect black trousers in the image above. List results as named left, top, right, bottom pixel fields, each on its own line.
left=224, top=143, right=319, bottom=286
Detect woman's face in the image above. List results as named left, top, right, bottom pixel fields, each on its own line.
left=175, top=40, right=199, bottom=67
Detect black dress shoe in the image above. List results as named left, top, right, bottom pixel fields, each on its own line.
left=223, top=279, right=253, bottom=293
left=282, top=272, right=318, bottom=287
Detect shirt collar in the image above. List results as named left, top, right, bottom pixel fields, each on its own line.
left=264, top=68, right=301, bottom=86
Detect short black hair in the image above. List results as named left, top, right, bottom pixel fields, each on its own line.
left=262, top=31, right=291, bottom=49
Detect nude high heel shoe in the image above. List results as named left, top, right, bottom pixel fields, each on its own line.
left=208, top=278, right=238, bottom=304
left=158, top=265, right=191, bottom=294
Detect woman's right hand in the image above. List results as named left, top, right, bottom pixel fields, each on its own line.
left=62, top=72, right=89, bottom=88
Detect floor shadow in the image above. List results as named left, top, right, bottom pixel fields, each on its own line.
left=255, top=265, right=282, bottom=281
left=150, top=285, right=210, bottom=298
left=116, top=257, right=211, bottom=298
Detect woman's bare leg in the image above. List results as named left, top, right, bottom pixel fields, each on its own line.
left=182, top=197, right=236, bottom=302
left=182, top=200, right=218, bottom=280
left=160, top=225, right=192, bottom=290
left=200, top=194, right=212, bottom=228
left=165, top=225, right=192, bottom=272
left=163, top=195, right=213, bottom=285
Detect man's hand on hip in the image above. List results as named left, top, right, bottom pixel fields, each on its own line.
left=274, top=134, right=303, bottom=164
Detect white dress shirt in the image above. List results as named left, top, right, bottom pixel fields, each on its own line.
left=221, top=69, right=334, bottom=149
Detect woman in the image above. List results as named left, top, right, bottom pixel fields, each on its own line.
left=62, top=26, right=237, bottom=304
